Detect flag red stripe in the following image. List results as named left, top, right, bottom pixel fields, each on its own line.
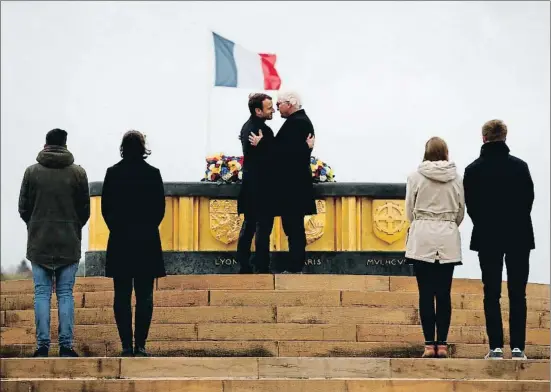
left=259, top=53, right=281, bottom=91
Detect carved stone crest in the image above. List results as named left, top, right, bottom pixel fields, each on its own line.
left=209, top=199, right=326, bottom=246
left=304, top=200, right=326, bottom=245
left=372, top=200, right=408, bottom=245
left=209, top=200, right=243, bottom=245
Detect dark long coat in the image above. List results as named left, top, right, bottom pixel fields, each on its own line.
left=463, top=141, right=535, bottom=252
left=274, top=109, right=317, bottom=216
left=237, top=115, right=275, bottom=217
left=101, top=158, right=166, bottom=278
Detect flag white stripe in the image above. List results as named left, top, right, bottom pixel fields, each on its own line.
left=233, top=44, right=264, bottom=90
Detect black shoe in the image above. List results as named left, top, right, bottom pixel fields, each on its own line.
left=33, top=346, right=49, bottom=357
left=134, top=347, right=149, bottom=357
left=285, top=270, right=303, bottom=274
left=120, top=347, right=134, bottom=357
left=59, top=346, right=79, bottom=357
left=254, top=266, right=271, bottom=274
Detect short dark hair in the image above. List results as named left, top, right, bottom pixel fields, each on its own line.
left=120, top=130, right=151, bottom=159
left=45, top=128, right=67, bottom=146
left=248, top=93, right=271, bottom=115
left=482, top=119, right=507, bottom=142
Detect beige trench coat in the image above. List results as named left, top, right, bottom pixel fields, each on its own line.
left=405, top=160, right=465, bottom=264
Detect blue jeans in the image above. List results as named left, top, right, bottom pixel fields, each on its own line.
left=31, top=262, right=78, bottom=349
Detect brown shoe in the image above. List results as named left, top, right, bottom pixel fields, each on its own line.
left=436, top=344, right=448, bottom=358
left=422, top=345, right=436, bottom=358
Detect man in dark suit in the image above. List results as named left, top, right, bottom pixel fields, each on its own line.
left=236, top=93, right=276, bottom=274
left=463, top=119, right=535, bottom=360
left=272, top=91, right=316, bottom=273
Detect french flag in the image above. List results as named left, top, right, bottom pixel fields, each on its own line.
left=213, top=32, right=282, bottom=90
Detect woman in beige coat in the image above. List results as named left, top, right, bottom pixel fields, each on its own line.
left=405, top=137, right=465, bottom=358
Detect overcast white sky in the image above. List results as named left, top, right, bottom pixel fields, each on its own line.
left=1, top=1, right=549, bottom=282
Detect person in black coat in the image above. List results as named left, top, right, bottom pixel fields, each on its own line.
left=463, top=119, right=535, bottom=360
left=236, top=93, right=276, bottom=273
left=272, top=91, right=316, bottom=273
left=101, top=130, right=166, bottom=357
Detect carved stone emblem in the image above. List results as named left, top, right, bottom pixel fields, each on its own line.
left=209, top=199, right=326, bottom=246
left=304, top=200, right=326, bottom=245
left=372, top=200, right=408, bottom=244
left=209, top=200, right=243, bottom=245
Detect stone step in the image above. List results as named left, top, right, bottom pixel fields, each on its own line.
left=2, top=307, right=276, bottom=326
left=1, top=323, right=549, bottom=346
left=275, top=306, right=547, bottom=327
left=1, top=341, right=549, bottom=360
left=2, top=322, right=549, bottom=346
left=3, top=307, right=548, bottom=330
left=3, top=289, right=549, bottom=311
left=2, top=379, right=550, bottom=392
left=1, top=275, right=549, bottom=297
left=1, top=357, right=549, bottom=380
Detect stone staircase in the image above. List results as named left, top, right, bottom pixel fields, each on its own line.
left=1, top=275, right=549, bottom=391
left=1, top=357, right=549, bottom=391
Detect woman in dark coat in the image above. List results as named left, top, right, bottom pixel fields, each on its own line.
left=101, top=130, right=166, bottom=357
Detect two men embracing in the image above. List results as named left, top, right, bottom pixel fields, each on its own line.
left=237, top=92, right=316, bottom=274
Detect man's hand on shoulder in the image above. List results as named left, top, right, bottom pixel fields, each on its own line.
left=249, top=130, right=263, bottom=147
left=306, top=133, right=315, bottom=149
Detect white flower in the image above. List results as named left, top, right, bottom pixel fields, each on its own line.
left=320, top=175, right=327, bottom=182
left=209, top=164, right=215, bottom=170
left=238, top=171, right=243, bottom=180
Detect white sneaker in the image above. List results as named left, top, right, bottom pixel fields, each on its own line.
left=484, top=348, right=504, bottom=360
left=511, top=348, right=527, bottom=360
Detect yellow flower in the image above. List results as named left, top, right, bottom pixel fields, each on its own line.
left=207, top=153, right=222, bottom=162
left=210, top=164, right=221, bottom=174
left=228, top=160, right=239, bottom=171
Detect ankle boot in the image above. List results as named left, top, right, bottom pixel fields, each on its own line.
left=422, top=345, right=436, bottom=358
left=436, top=344, right=448, bottom=358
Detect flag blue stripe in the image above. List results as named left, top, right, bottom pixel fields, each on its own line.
left=213, top=32, right=237, bottom=88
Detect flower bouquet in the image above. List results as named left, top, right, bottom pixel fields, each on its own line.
left=201, top=153, right=335, bottom=183
left=201, top=153, right=243, bottom=183
left=310, top=156, right=336, bottom=183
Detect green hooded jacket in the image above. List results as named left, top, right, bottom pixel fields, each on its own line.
left=18, top=145, right=90, bottom=269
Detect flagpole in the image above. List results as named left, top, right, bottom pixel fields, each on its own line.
left=205, top=85, right=213, bottom=158
left=205, top=28, right=214, bottom=159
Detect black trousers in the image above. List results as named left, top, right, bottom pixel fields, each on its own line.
left=236, top=215, right=274, bottom=273
left=478, top=250, right=530, bottom=351
left=281, top=214, right=307, bottom=273
left=413, top=261, right=455, bottom=345
left=113, top=277, right=155, bottom=349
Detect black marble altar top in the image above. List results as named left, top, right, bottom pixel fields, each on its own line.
left=88, top=181, right=406, bottom=199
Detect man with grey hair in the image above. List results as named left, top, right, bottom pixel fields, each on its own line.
left=464, top=119, right=535, bottom=360
left=250, top=91, right=315, bottom=273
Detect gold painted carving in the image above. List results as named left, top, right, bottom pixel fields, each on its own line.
left=372, top=200, right=408, bottom=245
left=304, top=200, right=326, bottom=245
left=209, top=199, right=326, bottom=246
left=209, top=200, right=243, bottom=245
